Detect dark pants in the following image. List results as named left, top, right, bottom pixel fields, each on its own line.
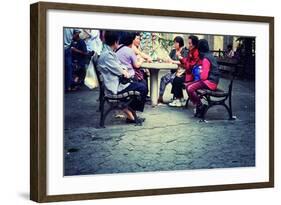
left=118, top=81, right=147, bottom=112
left=72, top=62, right=86, bottom=85
left=133, top=78, right=149, bottom=95
left=186, top=80, right=209, bottom=106
left=171, top=76, right=185, bottom=98
left=64, top=48, right=73, bottom=90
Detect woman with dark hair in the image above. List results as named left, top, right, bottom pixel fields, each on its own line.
left=225, top=44, right=235, bottom=58
left=180, top=35, right=200, bottom=81
left=132, top=32, right=152, bottom=98
left=116, top=32, right=148, bottom=92
left=157, top=36, right=188, bottom=104
left=97, top=31, right=147, bottom=124
left=186, top=39, right=220, bottom=117
left=132, top=32, right=153, bottom=63
left=168, top=35, right=200, bottom=107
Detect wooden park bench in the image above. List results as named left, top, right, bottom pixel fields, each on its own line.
left=185, top=66, right=236, bottom=121
left=92, top=54, right=142, bottom=127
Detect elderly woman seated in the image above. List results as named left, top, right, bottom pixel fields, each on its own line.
left=97, top=31, right=147, bottom=124
left=116, top=32, right=148, bottom=93
left=186, top=39, right=220, bottom=117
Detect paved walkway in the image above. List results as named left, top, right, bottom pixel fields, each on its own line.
left=64, top=71, right=255, bottom=176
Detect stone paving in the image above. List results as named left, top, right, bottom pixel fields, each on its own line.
left=64, top=71, right=255, bottom=176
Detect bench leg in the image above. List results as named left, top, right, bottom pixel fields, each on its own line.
left=96, top=90, right=103, bottom=112
left=185, top=98, right=189, bottom=109
left=98, top=91, right=103, bottom=112
left=228, top=95, right=235, bottom=120
left=222, top=103, right=235, bottom=120
left=102, top=105, right=117, bottom=127
left=99, top=99, right=105, bottom=128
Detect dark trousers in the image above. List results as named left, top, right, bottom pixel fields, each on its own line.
left=134, top=78, right=148, bottom=95
left=118, top=81, right=147, bottom=112
left=171, top=76, right=185, bottom=98
left=72, top=62, right=86, bottom=85
left=64, top=48, right=73, bottom=90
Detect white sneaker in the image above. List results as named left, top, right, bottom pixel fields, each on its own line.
left=180, top=98, right=186, bottom=106
left=169, top=99, right=182, bottom=107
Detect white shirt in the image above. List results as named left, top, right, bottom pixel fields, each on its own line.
left=83, top=29, right=103, bottom=55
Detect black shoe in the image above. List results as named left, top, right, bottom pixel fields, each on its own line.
left=146, top=96, right=151, bottom=102
left=125, top=117, right=146, bottom=124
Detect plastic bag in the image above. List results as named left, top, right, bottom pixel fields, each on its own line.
left=84, top=59, right=99, bottom=89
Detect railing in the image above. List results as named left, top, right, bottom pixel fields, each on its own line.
left=211, top=49, right=224, bottom=57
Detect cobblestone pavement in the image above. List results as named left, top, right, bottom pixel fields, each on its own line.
left=64, top=72, right=255, bottom=176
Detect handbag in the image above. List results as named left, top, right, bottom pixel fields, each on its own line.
left=84, top=58, right=99, bottom=89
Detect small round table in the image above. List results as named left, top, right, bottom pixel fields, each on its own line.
left=141, top=62, right=178, bottom=106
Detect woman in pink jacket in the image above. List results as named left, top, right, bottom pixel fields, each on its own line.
left=186, top=39, right=220, bottom=117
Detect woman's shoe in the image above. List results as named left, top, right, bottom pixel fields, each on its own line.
left=146, top=96, right=151, bottom=102
left=169, top=99, right=182, bottom=107
left=125, top=117, right=146, bottom=124
left=180, top=98, right=186, bottom=106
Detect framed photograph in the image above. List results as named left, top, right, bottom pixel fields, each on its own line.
left=30, top=1, right=274, bottom=202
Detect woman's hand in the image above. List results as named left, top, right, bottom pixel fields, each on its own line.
left=135, top=58, right=144, bottom=68
left=176, top=68, right=185, bottom=77
left=171, top=60, right=180, bottom=65
left=146, top=56, right=153, bottom=63
left=122, top=70, right=130, bottom=79
left=165, top=57, right=173, bottom=63
left=139, top=57, right=144, bottom=64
